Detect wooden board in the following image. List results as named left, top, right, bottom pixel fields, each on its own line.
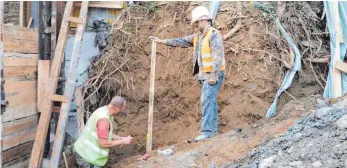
left=3, top=127, right=37, bottom=150
left=5, top=90, right=36, bottom=106
left=3, top=104, right=37, bottom=122
left=38, top=60, right=50, bottom=112
left=75, top=1, right=124, bottom=9
left=4, top=52, right=38, bottom=66
left=146, top=41, right=156, bottom=153
left=332, top=2, right=342, bottom=98
left=3, top=115, right=38, bottom=136
left=3, top=66, right=37, bottom=80
left=3, top=141, right=33, bottom=164
left=335, top=60, right=347, bottom=73
left=3, top=39, right=38, bottom=54
left=4, top=25, right=38, bottom=41
left=4, top=80, right=36, bottom=93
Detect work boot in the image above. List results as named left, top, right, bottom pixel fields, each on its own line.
left=194, top=134, right=210, bottom=142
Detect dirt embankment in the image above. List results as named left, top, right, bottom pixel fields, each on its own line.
left=82, top=2, right=326, bottom=166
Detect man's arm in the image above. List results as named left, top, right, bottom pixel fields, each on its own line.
left=99, top=137, right=132, bottom=148
left=96, top=119, right=132, bottom=148
left=209, top=31, right=224, bottom=83
left=149, top=34, right=195, bottom=48
left=112, top=134, right=122, bottom=140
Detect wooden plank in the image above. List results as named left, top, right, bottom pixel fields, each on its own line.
left=26, top=1, right=31, bottom=26
left=146, top=41, right=156, bottom=153
left=4, top=156, right=30, bottom=168
left=3, top=127, right=36, bottom=150
left=29, top=2, right=75, bottom=167
left=65, top=17, right=83, bottom=24
left=38, top=60, right=50, bottom=112
left=20, top=2, right=24, bottom=27
left=3, top=104, right=37, bottom=122
left=3, top=66, right=37, bottom=80
left=50, top=2, right=89, bottom=167
left=27, top=17, right=33, bottom=28
left=49, top=94, right=68, bottom=103
left=3, top=141, right=33, bottom=164
left=75, top=88, right=84, bottom=135
left=3, top=115, right=38, bottom=136
left=335, top=61, right=347, bottom=73
left=332, top=2, right=342, bottom=98
left=4, top=26, right=38, bottom=41
left=51, top=2, right=57, bottom=59
left=4, top=52, right=38, bottom=66
left=0, top=2, right=5, bottom=166
left=75, top=1, right=123, bottom=9
left=4, top=38, right=38, bottom=53
left=4, top=80, right=36, bottom=94
left=5, top=90, right=36, bottom=106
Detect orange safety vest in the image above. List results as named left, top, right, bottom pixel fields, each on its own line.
left=193, top=28, right=226, bottom=73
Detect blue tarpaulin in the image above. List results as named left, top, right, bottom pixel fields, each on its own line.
left=265, top=18, right=302, bottom=118
left=323, top=1, right=347, bottom=98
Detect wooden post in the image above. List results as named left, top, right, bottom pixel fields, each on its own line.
left=332, top=1, right=342, bottom=98
left=29, top=2, right=74, bottom=167
left=20, top=1, right=24, bottom=27
left=50, top=2, right=89, bottom=167
left=146, top=41, right=156, bottom=153
left=0, top=1, right=4, bottom=166
left=75, top=88, right=84, bottom=135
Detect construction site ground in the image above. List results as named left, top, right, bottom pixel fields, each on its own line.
left=57, top=1, right=339, bottom=168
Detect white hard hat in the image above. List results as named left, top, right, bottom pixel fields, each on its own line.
left=191, top=6, right=213, bottom=24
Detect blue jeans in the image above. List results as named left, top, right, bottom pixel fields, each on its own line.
left=200, top=72, right=224, bottom=137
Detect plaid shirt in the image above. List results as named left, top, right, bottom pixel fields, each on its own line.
left=165, top=28, right=224, bottom=81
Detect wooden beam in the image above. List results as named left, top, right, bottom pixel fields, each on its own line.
left=2, top=104, right=37, bottom=122
left=64, top=16, right=83, bottom=24
left=38, top=60, right=50, bottom=112
left=20, top=1, right=24, bottom=27
left=3, top=66, right=37, bottom=80
left=0, top=2, right=5, bottom=166
left=26, top=1, right=31, bottom=26
left=51, top=2, right=57, bottom=59
left=49, top=94, right=68, bottom=103
left=4, top=80, right=36, bottom=94
left=29, top=2, right=74, bottom=167
left=75, top=1, right=123, bottom=9
left=75, top=88, right=84, bottom=135
left=50, top=2, right=89, bottom=167
left=332, top=2, right=342, bottom=98
left=3, top=115, right=38, bottom=136
left=146, top=41, right=156, bottom=153
left=27, top=17, right=33, bottom=28
left=335, top=61, right=347, bottom=73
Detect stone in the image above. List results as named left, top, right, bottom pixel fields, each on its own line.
left=312, top=161, right=322, bottom=167
left=288, top=161, right=303, bottom=167
left=315, top=107, right=335, bottom=119
left=336, top=115, right=347, bottom=129
left=259, top=155, right=279, bottom=168
left=287, top=146, right=294, bottom=153
left=345, top=158, right=347, bottom=167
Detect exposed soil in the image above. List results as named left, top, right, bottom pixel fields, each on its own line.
left=80, top=1, right=326, bottom=167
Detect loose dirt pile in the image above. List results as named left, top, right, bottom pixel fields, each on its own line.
left=81, top=1, right=327, bottom=166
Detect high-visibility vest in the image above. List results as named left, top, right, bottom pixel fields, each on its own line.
left=193, top=27, right=226, bottom=72
left=74, top=106, right=113, bottom=167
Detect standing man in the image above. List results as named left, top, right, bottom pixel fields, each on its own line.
left=150, top=6, right=225, bottom=142
left=74, top=96, right=133, bottom=168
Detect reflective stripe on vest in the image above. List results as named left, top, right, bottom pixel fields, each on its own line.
left=193, top=28, right=226, bottom=73
left=83, top=138, right=109, bottom=156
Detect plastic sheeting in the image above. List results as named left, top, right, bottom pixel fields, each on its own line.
left=265, top=18, right=302, bottom=118
left=209, top=1, right=221, bottom=20
left=323, top=1, right=347, bottom=98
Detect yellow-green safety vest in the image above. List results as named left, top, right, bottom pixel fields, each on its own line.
left=193, top=27, right=226, bottom=72
left=74, top=106, right=113, bottom=167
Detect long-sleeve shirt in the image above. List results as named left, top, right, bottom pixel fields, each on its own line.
left=165, top=28, right=224, bottom=81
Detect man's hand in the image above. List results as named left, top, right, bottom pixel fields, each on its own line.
left=121, top=136, right=134, bottom=145
left=208, top=74, right=217, bottom=86
left=149, top=36, right=167, bottom=44
left=209, top=79, right=216, bottom=86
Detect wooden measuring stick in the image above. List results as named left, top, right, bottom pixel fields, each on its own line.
left=146, top=41, right=156, bottom=153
